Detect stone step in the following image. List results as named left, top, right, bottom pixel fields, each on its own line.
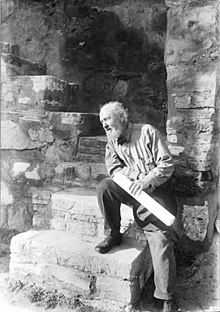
left=1, top=111, right=104, bottom=151
left=10, top=230, right=152, bottom=305
left=1, top=52, right=46, bottom=81
left=50, top=187, right=135, bottom=237
left=33, top=186, right=134, bottom=237
left=75, top=125, right=150, bottom=163
left=1, top=75, right=79, bottom=112
left=53, top=161, right=107, bottom=186
left=32, top=184, right=147, bottom=245
left=1, top=41, right=19, bottom=56
left=76, top=136, right=107, bottom=162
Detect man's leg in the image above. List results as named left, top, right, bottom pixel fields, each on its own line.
left=95, top=177, right=137, bottom=253
left=144, top=228, right=178, bottom=311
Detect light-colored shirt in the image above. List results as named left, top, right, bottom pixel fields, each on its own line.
left=105, top=123, right=174, bottom=189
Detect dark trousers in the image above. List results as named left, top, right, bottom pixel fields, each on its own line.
left=97, top=178, right=178, bottom=300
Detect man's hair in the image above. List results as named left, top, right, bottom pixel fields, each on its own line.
left=99, top=101, right=129, bottom=121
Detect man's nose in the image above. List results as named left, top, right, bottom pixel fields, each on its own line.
left=102, top=121, right=107, bottom=128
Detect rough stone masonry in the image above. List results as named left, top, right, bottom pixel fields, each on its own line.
left=1, top=0, right=219, bottom=251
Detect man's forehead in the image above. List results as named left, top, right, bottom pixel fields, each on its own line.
left=100, top=105, right=114, bottom=117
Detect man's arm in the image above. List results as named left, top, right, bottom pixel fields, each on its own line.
left=130, top=127, right=174, bottom=195
left=143, top=127, right=174, bottom=187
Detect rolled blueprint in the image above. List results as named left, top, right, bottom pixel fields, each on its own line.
left=113, top=172, right=175, bottom=226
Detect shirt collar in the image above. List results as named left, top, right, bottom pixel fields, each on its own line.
left=117, top=122, right=133, bottom=145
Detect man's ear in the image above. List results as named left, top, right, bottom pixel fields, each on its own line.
left=119, top=112, right=125, bottom=121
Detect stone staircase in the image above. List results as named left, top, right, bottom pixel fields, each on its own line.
left=1, top=41, right=46, bottom=79
left=2, top=42, right=153, bottom=309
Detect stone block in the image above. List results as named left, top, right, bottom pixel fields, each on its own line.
left=182, top=201, right=209, bottom=241
left=71, top=163, right=91, bottom=181
left=184, top=141, right=215, bottom=171
left=50, top=187, right=134, bottom=237
left=1, top=52, right=46, bottom=82
left=180, top=113, right=215, bottom=142
left=1, top=182, right=13, bottom=205
left=25, top=164, right=41, bottom=181
left=166, top=108, right=216, bottom=170
left=33, top=204, right=51, bottom=230
left=10, top=263, right=143, bottom=305
left=10, top=230, right=153, bottom=305
left=1, top=120, right=40, bottom=150
left=75, top=162, right=107, bottom=183
left=79, top=136, right=107, bottom=149
left=215, top=209, right=220, bottom=234
left=1, top=42, right=19, bottom=56
left=76, top=136, right=107, bottom=163
left=44, top=140, right=76, bottom=164
left=11, top=162, right=30, bottom=178
left=76, top=153, right=105, bottom=163
left=50, top=217, right=103, bottom=237
left=53, top=161, right=107, bottom=186
left=1, top=114, right=55, bottom=150
left=7, top=199, right=33, bottom=232
left=172, top=164, right=216, bottom=198
left=18, top=116, right=54, bottom=144
left=54, top=163, right=74, bottom=184
left=77, top=145, right=105, bottom=156
left=173, top=91, right=216, bottom=108
left=166, top=4, right=218, bottom=64
left=0, top=205, right=8, bottom=227
left=167, top=65, right=217, bottom=94
left=31, top=185, right=65, bottom=204
left=31, top=185, right=65, bottom=229
left=9, top=231, right=143, bottom=279
left=179, top=107, right=216, bottom=120
left=1, top=75, right=78, bottom=112
left=49, top=112, right=104, bottom=138
left=1, top=0, right=16, bottom=21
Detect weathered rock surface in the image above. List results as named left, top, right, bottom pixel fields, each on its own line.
left=53, top=161, right=107, bottom=186
left=1, top=0, right=169, bottom=127
left=1, top=111, right=105, bottom=230
left=1, top=75, right=79, bottom=112
left=1, top=52, right=46, bottom=82
left=1, top=0, right=219, bottom=254
left=50, top=187, right=134, bottom=236
left=165, top=0, right=219, bottom=247
left=10, top=230, right=153, bottom=305
left=76, top=136, right=107, bottom=163
left=1, top=41, right=19, bottom=56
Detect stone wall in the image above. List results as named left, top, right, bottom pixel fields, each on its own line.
left=0, top=110, right=103, bottom=230
left=1, top=0, right=168, bottom=131
left=1, top=0, right=219, bottom=250
left=165, top=0, right=219, bottom=248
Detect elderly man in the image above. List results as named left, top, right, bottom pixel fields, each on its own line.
left=95, top=101, right=178, bottom=312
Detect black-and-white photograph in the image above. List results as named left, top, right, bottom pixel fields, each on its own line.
left=0, top=1, right=219, bottom=312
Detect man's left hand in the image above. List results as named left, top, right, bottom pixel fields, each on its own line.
left=129, top=178, right=151, bottom=195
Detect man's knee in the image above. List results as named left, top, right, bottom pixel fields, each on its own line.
left=97, top=178, right=115, bottom=195
left=146, top=230, right=172, bottom=251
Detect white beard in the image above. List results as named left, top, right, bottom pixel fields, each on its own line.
left=106, top=128, right=122, bottom=141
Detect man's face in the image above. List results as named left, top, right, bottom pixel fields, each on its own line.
left=100, top=106, right=126, bottom=140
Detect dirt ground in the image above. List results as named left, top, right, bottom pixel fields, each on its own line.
left=0, top=229, right=219, bottom=312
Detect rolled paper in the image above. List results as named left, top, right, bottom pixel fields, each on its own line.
left=113, top=172, right=175, bottom=226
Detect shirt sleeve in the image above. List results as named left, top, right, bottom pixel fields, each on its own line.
left=142, top=128, right=174, bottom=188
left=105, top=141, right=140, bottom=180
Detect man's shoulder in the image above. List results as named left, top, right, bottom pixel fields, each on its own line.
left=133, top=123, right=158, bottom=134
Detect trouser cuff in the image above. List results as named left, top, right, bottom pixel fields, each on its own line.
left=154, top=289, right=174, bottom=301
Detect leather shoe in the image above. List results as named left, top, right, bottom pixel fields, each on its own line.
left=95, top=234, right=122, bottom=254
left=162, top=300, right=177, bottom=312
